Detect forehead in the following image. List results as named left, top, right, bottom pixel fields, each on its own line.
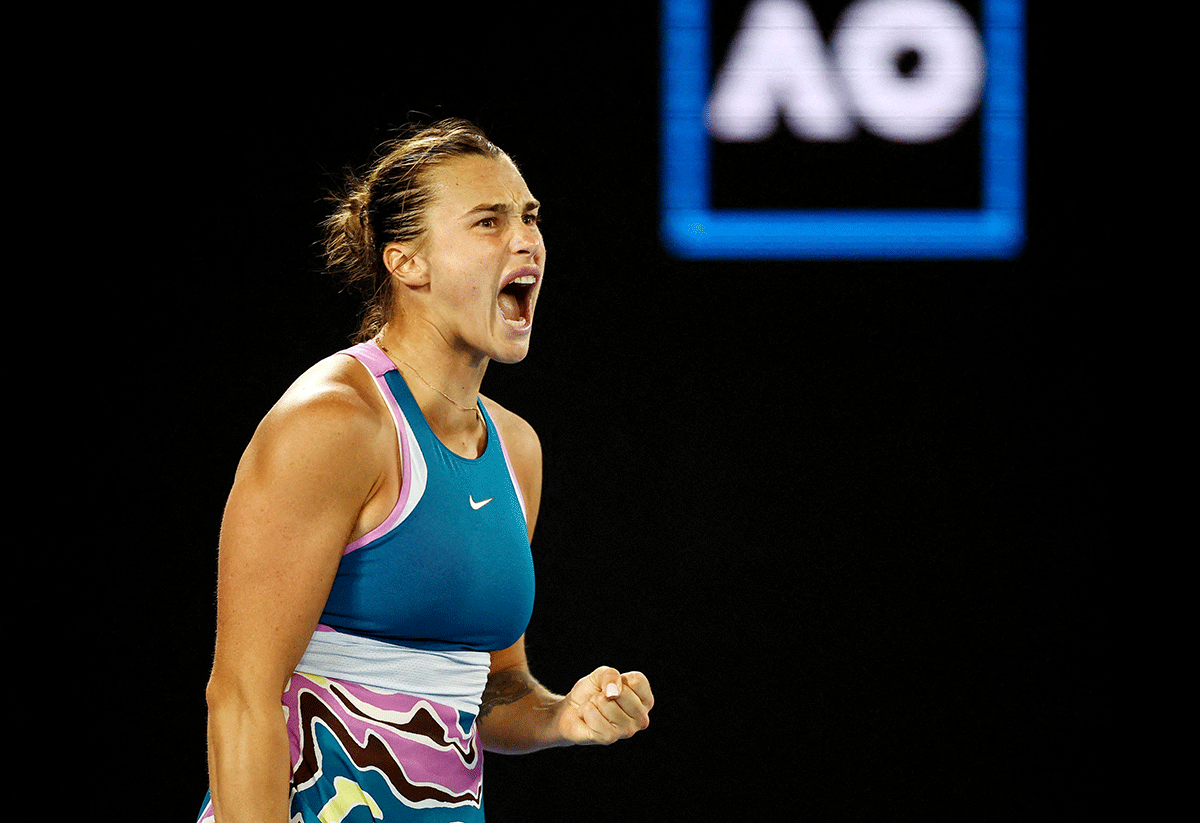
left=425, top=154, right=534, bottom=215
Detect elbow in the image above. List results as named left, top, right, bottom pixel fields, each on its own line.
left=205, top=670, right=239, bottom=715
left=205, top=668, right=285, bottom=723
left=204, top=669, right=292, bottom=770
left=205, top=672, right=244, bottom=734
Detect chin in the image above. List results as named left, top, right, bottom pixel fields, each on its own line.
left=491, top=346, right=531, bottom=366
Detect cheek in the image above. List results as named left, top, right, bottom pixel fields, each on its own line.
left=447, top=270, right=497, bottom=317
left=430, top=250, right=490, bottom=301
left=426, top=236, right=505, bottom=312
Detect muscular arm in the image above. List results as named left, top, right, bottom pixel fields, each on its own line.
left=480, top=667, right=540, bottom=716
left=205, top=359, right=392, bottom=822
left=479, top=637, right=654, bottom=754
left=478, top=638, right=568, bottom=754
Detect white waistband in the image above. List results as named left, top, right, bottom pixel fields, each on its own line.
left=295, top=627, right=491, bottom=716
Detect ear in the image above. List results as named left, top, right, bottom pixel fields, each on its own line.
left=383, top=242, right=429, bottom=287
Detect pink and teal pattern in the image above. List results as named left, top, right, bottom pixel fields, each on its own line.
left=196, top=671, right=484, bottom=822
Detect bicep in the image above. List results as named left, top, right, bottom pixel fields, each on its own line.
left=209, top=391, right=385, bottom=697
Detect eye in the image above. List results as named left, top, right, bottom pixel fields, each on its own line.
left=476, top=216, right=498, bottom=228
left=523, top=213, right=541, bottom=227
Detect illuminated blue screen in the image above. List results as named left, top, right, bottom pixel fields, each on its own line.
left=660, top=0, right=1026, bottom=259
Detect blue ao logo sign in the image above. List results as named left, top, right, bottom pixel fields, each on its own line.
left=660, top=0, right=1026, bottom=259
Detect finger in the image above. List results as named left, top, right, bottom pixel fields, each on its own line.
left=583, top=697, right=640, bottom=743
left=607, top=685, right=651, bottom=730
left=590, top=685, right=649, bottom=733
left=588, top=666, right=623, bottom=700
left=620, top=671, right=655, bottom=709
left=580, top=696, right=624, bottom=743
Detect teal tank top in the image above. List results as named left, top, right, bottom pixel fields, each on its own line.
left=318, top=342, right=535, bottom=653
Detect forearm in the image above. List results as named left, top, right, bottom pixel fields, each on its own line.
left=206, top=683, right=293, bottom=822
left=476, top=667, right=570, bottom=755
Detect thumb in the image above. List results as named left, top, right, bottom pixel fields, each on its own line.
left=595, top=666, right=622, bottom=699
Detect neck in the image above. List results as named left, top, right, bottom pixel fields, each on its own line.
left=374, top=326, right=489, bottom=449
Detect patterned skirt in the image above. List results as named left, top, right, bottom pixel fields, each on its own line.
left=197, top=629, right=490, bottom=822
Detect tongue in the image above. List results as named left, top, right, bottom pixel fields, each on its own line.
left=498, top=292, right=521, bottom=322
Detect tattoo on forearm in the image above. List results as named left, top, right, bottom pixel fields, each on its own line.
left=479, top=669, right=534, bottom=718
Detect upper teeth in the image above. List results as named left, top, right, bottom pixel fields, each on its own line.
left=510, top=275, right=537, bottom=285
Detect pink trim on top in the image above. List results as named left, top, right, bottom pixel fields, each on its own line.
left=340, top=341, right=414, bottom=554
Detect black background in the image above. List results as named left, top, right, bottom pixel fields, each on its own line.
left=92, top=3, right=1102, bottom=820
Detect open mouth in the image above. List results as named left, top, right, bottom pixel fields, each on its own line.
left=498, top=270, right=538, bottom=328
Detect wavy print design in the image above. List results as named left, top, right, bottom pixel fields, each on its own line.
left=197, top=673, right=485, bottom=822
left=284, top=672, right=484, bottom=819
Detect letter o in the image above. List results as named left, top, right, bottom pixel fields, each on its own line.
left=831, top=0, right=985, bottom=143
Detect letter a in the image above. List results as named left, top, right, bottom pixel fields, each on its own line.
left=706, top=0, right=855, bottom=142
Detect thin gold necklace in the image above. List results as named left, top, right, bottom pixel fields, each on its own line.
left=376, top=338, right=483, bottom=425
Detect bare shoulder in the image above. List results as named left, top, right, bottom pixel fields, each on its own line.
left=240, top=353, right=391, bottom=484
left=273, top=353, right=384, bottom=419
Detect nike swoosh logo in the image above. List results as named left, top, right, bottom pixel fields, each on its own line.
left=469, top=496, right=493, bottom=510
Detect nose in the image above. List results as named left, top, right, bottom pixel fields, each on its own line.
left=512, top=219, right=542, bottom=257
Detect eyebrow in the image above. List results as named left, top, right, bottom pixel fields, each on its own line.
left=465, top=200, right=540, bottom=216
